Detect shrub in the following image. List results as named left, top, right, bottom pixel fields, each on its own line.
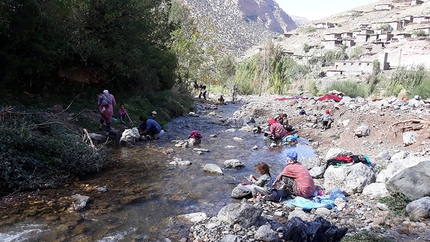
left=327, top=81, right=368, bottom=98
left=386, top=65, right=430, bottom=98
left=0, top=112, right=110, bottom=191
left=341, top=230, right=394, bottom=242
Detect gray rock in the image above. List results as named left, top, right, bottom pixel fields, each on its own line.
left=324, top=163, right=377, bottom=195
left=362, top=183, right=389, bottom=198
left=255, top=224, right=278, bottom=242
left=355, top=125, right=370, bottom=137
left=203, top=163, right=223, bottom=174
left=224, top=159, right=244, bottom=168
left=386, top=160, right=430, bottom=200
left=403, top=131, right=417, bottom=146
left=231, top=186, right=251, bottom=199
left=71, top=194, right=89, bottom=211
left=406, top=197, right=430, bottom=221
left=324, top=148, right=353, bottom=160
left=217, top=202, right=262, bottom=228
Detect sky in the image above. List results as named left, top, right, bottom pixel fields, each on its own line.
left=276, top=0, right=378, bottom=20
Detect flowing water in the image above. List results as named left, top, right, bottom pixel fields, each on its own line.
left=0, top=103, right=316, bottom=241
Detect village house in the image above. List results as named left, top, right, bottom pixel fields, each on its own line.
left=413, top=16, right=430, bottom=24
left=327, top=53, right=390, bottom=76
left=314, top=22, right=336, bottom=29
left=356, top=33, right=369, bottom=43
left=341, top=32, right=353, bottom=38
left=368, top=34, right=379, bottom=42
left=375, top=3, right=395, bottom=11
left=379, top=32, right=394, bottom=41
left=395, top=33, right=412, bottom=41
left=352, top=30, right=362, bottom=38
left=372, top=20, right=404, bottom=31
left=361, top=29, right=375, bottom=35
left=342, top=39, right=355, bottom=47
left=321, top=39, right=343, bottom=49
left=324, top=33, right=342, bottom=40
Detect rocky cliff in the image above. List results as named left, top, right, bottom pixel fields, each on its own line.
left=177, top=0, right=297, bottom=55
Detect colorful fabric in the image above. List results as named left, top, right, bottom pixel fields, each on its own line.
left=269, top=122, right=287, bottom=139
left=276, top=162, right=315, bottom=199
left=189, top=130, right=202, bottom=140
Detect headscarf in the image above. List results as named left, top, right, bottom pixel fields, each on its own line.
left=103, top=90, right=109, bottom=94
left=325, top=109, right=330, bottom=114
left=269, top=118, right=277, bottom=125
left=286, top=151, right=298, bottom=162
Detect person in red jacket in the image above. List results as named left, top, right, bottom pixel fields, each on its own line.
left=273, top=151, right=315, bottom=199
left=264, top=118, right=287, bottom=139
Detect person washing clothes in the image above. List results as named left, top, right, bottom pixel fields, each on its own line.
left=264, top=118, right=287, bottom=140
left=273, top=151, right=315, bottom=199
left=238, top=162, right=273, bottom=202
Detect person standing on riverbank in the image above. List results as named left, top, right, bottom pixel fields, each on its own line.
left=273, top=151, right=315, bottom=199
left=98, top=90, right=116, bottom=136
left=321, top=109, right=333, bottom=130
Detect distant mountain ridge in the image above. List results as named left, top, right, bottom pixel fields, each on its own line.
left=177, top=0, right=297, bottom=55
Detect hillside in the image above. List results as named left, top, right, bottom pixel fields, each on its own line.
left=267, top=0, right=430, bottom=70
left=177, top=0, right=296, bottom=54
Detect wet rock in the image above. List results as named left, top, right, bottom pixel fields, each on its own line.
left=71, top=194, right=89, bottom=211
left=203, top=164, right=223, bottom=174
left=224, top=159, right=244, bottom=168
left=231, top=186, right=251, bottom=199
left=406, top=197, right=430, bottom=221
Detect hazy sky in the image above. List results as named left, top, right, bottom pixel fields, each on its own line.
left=276, top=0, right=378, bottom=20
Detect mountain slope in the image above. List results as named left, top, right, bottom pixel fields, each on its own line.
left=177, top=0, right=296, bottom=54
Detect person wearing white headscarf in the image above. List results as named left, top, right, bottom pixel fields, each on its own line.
left=98, top=89, right=116, bottom=136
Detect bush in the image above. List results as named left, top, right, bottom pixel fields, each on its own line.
left=0, top=112, right=110, bottom=191
left=327, top=81, right=368, bottom=98
left=341, top=230, right=394, bottom=242
left=386, top=65, right=430, bottom=98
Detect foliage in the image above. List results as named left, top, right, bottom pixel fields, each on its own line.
left=302, top=26, right=317, bottom=33
left=0, top=113, right=110, bottom=191
left=385, top=65, right=430, bottom=98
left=308, top=50, right=348, bottom=67
left=380, top=24, right=394, bottom=32
left=215, top=54, right=237, bottom=97
left=327, top=81, right=368, bottom=98
left=378, top=193, right=411, bottom=216
left=0, top=0, right=177, bottom=95
left=349, top=47, right=364, bottom=60
left=412, top=30, right=428, bottom=36
left=307, top=80, right=319, bottom=96
left=303, top=43, right=311, bottom=53
left=341, top=230, right=394, bottom=242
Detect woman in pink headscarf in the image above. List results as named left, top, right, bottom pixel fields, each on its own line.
left=98, top=90, right=116, bottom=136
left=264, top=118, right=287, bottom=139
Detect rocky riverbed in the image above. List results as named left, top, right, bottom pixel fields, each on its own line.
left=1, top=93, right=430, bottom=241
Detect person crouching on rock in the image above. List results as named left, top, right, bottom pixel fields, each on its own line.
left=141, top=117, right=162, bottom=140
left=239, top=162, right=273, bottom=202
left=188, top=130, right=202, bottom=146
left=273, top=151, right=315, bottom=199
left=264, top=118, right=287, bottom=140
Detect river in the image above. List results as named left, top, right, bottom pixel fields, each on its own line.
left=0, top=102, right=316, bottom=241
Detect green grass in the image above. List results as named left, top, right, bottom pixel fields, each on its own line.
left=342, top=230, right=394, bottom=242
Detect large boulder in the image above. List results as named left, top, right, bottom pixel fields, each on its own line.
left=406, top=197, right=430, bottom=221
left=324, top=163, right=377, bottom=195
left=324, top=148, right=353, bottom=161
left=377, top=156, right=428, bottom=183
left=385, top=161, right=430, bottom=200
left=217, top=202, right=262, bottom=228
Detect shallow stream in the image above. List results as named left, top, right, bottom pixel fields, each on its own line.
left=0, top=103, right=316, bottom=241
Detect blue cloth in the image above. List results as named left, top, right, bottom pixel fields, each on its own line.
left=146, top=119, right=161, bottom=133
left=285, top=188, right=347, bottom=210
